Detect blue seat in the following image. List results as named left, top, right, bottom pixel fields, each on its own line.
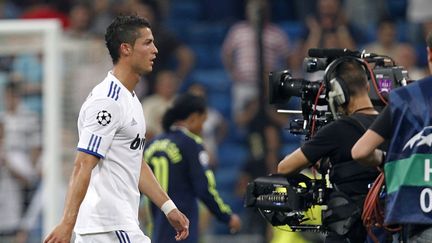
left=223, top=120, right=248, bottom=143
left=396, top=21, right=409, bottom=42
left=214, top=167, right=240, bottom=189
left=280, top=142, right=300, bottom=157
left=386, top=0, right=407, bottom=21
left=190, top=69, right=231, bottom=92
left=364, top=23, right=378, bottom=43
left=208, top=92, right=231, bottom=118
left=169, top=1, right=201, bottom=21
left=281, top=128, right=303, bottom=143
left=278, top=21, right=304, bottom=42
left=217, top=142, right=249, bottom=169
left=200, top=0, right=242, bottom=22
left=190, top=44, right=223, bottom=69
left=363, top=20, right=410, bottom=45
left=186, top=23, right=228, bottom=45
left=163, top=19, right=195, bottom=42
left=271, top=0, right=296, bottom=22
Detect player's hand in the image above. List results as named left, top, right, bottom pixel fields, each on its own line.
left=166, top=208, right=189, bottom=241
left=43, top=223, right=73, bottom=243
left=228, top=214, right=242, bottom=234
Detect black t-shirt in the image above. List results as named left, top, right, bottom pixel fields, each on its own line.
left=370, top=105, right=392, bottom=140
left=301, top=113, right=380, bottom=195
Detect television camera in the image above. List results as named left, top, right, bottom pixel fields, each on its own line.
left=269, top=48, right=409, bottom=140
left=245, top=48, right=410, bottom=233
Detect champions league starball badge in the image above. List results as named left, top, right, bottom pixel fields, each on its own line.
left=97, top=110, right=112, bottom=126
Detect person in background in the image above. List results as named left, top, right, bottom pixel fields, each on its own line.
left=64, top=2, right=93, bottom=39
left=363, top=16, right=405, bottom=59
left=144, top=93, right=241, bottom=243
left=187, top=82, right=228, bottom=169
left=301, top=0, right=358, bottom=55
left=221, top=0, right=291, bottom=117
left=393, top=43, right=428, bottom=80
left=0, top=80, right=41, bottom=242
left=234, top=96, right=282, bottom=243
left=141, top=70, right=179, bottom=141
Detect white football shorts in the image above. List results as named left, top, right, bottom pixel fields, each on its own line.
left=74, top=229, right=150, bottom=243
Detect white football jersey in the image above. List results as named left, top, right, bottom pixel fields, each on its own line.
left=74, top=71, right=146, bottom=234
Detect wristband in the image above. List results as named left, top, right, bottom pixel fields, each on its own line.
left=161, top=200, right=177, bottom=216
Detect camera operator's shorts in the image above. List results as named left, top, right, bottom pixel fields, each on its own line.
left=74, top=229, right=150, bottom=243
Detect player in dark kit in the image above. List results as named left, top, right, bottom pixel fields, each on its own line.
left=144, top=93, right=241, bottom=243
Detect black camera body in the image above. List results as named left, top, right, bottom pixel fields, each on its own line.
left=269, top=48, right=409, bottom=139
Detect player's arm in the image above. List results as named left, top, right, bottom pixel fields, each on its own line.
left=277, top=148, right=312, bottom=175
left=44, top=152, right=99, bottom=243
left=187, top=146, right=241, bottom=233
left=202, top=169, right=242, bottom=233
left=45, top=97, right=123, bottom=243
left=138, top=160, right=171, bottom=208
left=139, top=160, right=189, bottom=241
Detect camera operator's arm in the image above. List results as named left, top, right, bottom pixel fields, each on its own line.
left=277, top=148, right=311, bottom=175
left=351, top=130, right=385, bottom=167
left=352, top=106, right=390, bottom=166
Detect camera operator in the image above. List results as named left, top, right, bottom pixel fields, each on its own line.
left=277, top=58, right=380, bottom=243
left=352, top=32, right=432, bottom=242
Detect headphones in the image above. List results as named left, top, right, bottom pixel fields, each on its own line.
left=323, top=56, right=370, bottom=119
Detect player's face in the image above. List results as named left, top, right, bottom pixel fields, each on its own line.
left=131, top=27, right=158, bottom=74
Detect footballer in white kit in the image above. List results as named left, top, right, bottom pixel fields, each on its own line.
left=44, top=15, right=189, bottom=243
left=75, top=71, right=147, bottom=236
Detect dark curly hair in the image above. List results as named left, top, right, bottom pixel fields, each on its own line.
left=162, top=93, right=207, bottom=132
left=105, top=15, right=151, bottom=64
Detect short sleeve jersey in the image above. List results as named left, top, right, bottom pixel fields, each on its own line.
left=74, top=72, right=146, bottom=234
left=301, top=114, right=379, bottom=195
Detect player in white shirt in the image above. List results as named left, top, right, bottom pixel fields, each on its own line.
left=44, top=15, right=189, bottom=243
